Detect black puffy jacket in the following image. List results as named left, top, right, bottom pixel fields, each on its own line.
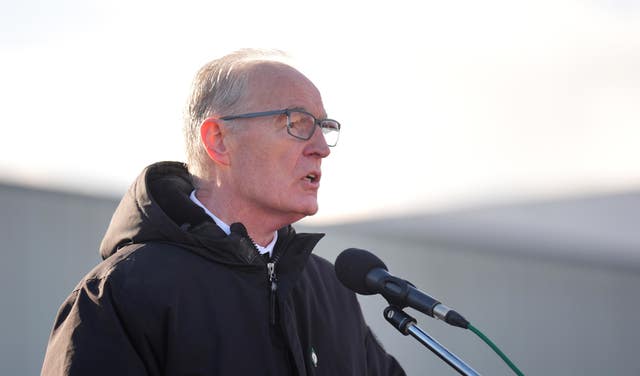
left=41, top=162, right=405, bottom=376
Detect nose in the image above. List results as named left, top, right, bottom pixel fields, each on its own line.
left=305, top=124, right=331, bottom=158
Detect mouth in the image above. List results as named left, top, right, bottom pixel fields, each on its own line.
left=304, top=172, right=320, bottom=184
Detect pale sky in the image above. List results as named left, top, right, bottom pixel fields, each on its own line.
left=1, top=0, right=639, bottom=224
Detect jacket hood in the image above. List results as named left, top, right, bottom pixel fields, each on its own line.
left=99, top=161, right=323, bottom=266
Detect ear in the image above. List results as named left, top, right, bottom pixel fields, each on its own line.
left=200, top=118, right=231, bottom=166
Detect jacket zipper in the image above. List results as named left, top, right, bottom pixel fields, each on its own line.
left=230, top=223, right=286, bottom=326
left=267, top=246, right=286, bottom=326
left=267, top=261, right=278, bottom=325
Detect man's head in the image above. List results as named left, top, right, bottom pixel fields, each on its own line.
left=184, top=50, right=339, bottom=228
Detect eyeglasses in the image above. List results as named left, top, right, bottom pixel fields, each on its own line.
left=220, top=109, right=341, bottom=147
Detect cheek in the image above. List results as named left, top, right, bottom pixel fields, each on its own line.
left=256, top=145, right=302, bottom=179
left=231, top=131, right=304, bottom=186
left=237, top=153, right=286, bottom=191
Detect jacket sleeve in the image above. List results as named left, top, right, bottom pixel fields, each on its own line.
left=41, top=277, right=148, bottom=376
left=365, top=327, right=407, bottom=376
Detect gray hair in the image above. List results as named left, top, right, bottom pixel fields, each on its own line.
left=183, top=49, right=290, bottom=183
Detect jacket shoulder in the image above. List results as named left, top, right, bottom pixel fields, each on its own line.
left=71, top=242, right=215, bottom=314
left=79, top=243, right=184, bottom=284
left=304, top=254, right=353, bottom=294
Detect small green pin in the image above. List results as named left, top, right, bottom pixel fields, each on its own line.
left=310, top=347, right=318, bottom=368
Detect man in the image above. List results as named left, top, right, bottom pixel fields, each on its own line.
left=41, top=49, right=405, bottom=375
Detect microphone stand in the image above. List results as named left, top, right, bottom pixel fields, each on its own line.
left=384, top=306, right=481, bottom=376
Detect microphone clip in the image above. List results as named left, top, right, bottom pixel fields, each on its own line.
left=384, top=305, right=417, bottom=335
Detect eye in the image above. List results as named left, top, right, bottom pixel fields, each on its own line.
left=289, top=113, right=307, bottom=125
left=289, top=112, right=315, bottom=131
left=321, top=121, right=340, bottom=132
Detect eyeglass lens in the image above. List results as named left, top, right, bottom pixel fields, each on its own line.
left=288, top=112, right=340, bottom=146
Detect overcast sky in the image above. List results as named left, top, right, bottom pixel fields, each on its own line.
left=1, top=0, right=639, bottom=224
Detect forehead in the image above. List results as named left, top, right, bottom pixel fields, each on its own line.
left=241, top=62, right=325, bottom=116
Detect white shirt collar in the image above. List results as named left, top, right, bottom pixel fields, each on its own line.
left=189, top=190, right=277, bottom=257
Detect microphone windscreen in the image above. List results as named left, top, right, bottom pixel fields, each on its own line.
left=334, top=248, right=387, bottom=295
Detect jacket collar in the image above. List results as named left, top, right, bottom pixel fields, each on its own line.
left=99, top=161, right=324, bottom=269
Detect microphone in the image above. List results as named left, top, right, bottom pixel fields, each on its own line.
left=335, top=248, right=469, bottom=329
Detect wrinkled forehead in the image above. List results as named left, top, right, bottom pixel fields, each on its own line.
left=240, top=61, right=326, bottom=116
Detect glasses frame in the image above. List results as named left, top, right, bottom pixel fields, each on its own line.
left=219, top=108, right=341, bottom=147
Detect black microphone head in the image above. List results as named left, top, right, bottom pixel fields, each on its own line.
left=335, top=248, right=388, bottom=295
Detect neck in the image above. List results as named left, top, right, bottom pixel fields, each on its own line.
left=195, top=187, right=289, bottom=247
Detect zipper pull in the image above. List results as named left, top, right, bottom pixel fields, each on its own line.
left=267, top=262, right=278, bottom=325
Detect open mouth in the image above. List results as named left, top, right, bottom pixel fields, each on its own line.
left=305, top=173, right=319, bottom=183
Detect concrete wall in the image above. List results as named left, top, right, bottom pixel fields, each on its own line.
left=3, top=182, right=639, bottom=375
left=309, top=192, right=640, bottom=374
left=0, top=184, right=119, bottom=376
left=311, top=230, right=640, bottom=375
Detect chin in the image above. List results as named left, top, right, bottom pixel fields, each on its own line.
left=305, top=206, right=319, bottom=216
left=279, top=194, right=319, bottom=222
left=304, top=199, right=320, bottom=215
left=291, top=201, right=319, bottom=219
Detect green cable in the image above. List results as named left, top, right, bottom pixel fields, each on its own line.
left=467, top=323, right=525, bottom=376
